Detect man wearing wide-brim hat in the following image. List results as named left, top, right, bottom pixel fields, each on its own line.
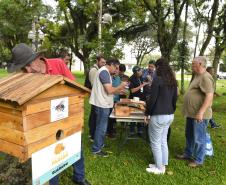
left=8, top=43, right=44, bottom=73
left=8, top=43, right=74, bottom=80
left=7, top=43, right=91, bottom=185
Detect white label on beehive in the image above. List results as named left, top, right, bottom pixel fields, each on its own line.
left=50, top=97, right=69, bottom=122
left=32, top=131, right=81, bottom=185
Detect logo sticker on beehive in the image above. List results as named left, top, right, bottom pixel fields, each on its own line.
left=51, top=97, right=69, bottom=122
left=32, top=132, right=81, bottom=185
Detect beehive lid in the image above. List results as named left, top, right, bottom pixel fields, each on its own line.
left=0, top=73, right=90, bottom=105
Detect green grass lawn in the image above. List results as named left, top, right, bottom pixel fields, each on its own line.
left=67, top=72, right=226, bottom=185
left=0, top=69, right=226, bottom=185
left=0, top=69, right=8, bottom=78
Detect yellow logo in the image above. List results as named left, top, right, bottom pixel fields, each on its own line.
left=54, top=143, right=65, bottom=154
left=52, top=143, right=68, bottom=165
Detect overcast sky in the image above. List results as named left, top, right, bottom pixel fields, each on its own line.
left=42, top=0, right=57, bottom=7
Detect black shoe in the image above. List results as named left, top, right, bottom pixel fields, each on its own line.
left=73, top=179, right=91, bottom=185
left=101, top=143, right=109, bottom=148
left=137, top=132, right=143, bottom=137
left=211, top=124, right=221, bottom=129
left=128, top=132, right=136, bottom=138
left=107, top=133, right=116, bottom=139
left=176, top=154, right=192, bottom=161
left=93, top=150, right=108, bottom=157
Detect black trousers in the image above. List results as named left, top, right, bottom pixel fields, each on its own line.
left=107, top=108, right=116, bottom=134
left=167, top=126, right=171, bottom=142
left=88, top=105, right=97, bottom=139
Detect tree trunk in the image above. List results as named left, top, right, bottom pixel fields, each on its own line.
left=143, top=0, right=187, bottom=63
left=161, top=47, right=171, bottom=62
left=193, top=23, right=201, bottom=58
left=212, top=49, right=221, bottom=93
left=199, top=0, right=219, bottom=56
left=136, top=54, right=142, bottom=66
left=180, top=2, right=188, bottom=95
left=83, top=58, right=91, bottom=75
left=139, top=54, right=146, bottom=66
left=71, top=47, right=91, bottom=75
left=212, top=46, right=223, bottom=81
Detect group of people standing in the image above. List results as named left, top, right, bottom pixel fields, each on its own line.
left=86, top=55, right=216, bottom=175
left=85, top=55, right=177, bottom=174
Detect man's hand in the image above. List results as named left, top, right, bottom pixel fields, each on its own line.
left=119, top=89, right=126, bottom=95
left=117, top=81, right=128, bottom=94
left=195, top=111, right=204, bottom=123
left=119, top=81, right=128, bottom=89
left=141, top=82, right=149, bottom=87
left=195, top=92, right=213, bottom=123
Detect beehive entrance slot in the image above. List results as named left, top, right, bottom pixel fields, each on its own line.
left=56, top=130, right=64, bottom=140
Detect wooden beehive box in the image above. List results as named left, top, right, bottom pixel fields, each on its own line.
left=0, top=73, right=90, bottom=162
left=114, top=103, right=130, bottom=116
left=115, top=99, right=146, bottom=117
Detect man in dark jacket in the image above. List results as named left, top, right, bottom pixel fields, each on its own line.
left=129, top=66, right=148, bottom=136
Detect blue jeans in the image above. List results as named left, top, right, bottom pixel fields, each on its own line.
left=92, top=106, right=110, bottom=153
left=49, top=149, right=85, bottom=185
left=148, top=114, right=174, bottom=169
left=184, top=117, right=208, bottom=164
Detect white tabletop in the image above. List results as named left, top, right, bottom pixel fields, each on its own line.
left=109, top=110, right=145, bottom=123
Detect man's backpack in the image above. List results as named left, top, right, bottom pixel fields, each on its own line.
left=84, top=65, right=98, bottom=89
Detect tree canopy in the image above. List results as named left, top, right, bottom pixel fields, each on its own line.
left=0, top=0, right=225, bottom=74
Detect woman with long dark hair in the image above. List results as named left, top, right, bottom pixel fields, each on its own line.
left=144, top=58, right=178, bottom=174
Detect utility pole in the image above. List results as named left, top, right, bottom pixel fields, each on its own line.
left=181, top=1, right=189, bottom=94
left=31, top=21, right=36, bottom=51
left=98, top=0, right=102, bottom=53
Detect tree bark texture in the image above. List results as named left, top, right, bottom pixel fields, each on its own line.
left=143, top=0, right=187, bottom=62
left=199, top=0, right=219, bottom=56
left=180, top=2, right=189, bottom=95
left=212, top=3, right=226, bottom=81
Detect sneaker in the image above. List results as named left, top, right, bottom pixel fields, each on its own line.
left=73, top=179, right=91, bottom=185
left=89, top=138, right=94, bottom=142
left=211, top=124, right=221, bottom=129
left=188, top=161, right=202, bottom=168
left=148, top=164, right=156, bottom=168
left=93, top=150, right=108, bottom=157
left=128, top=133, right=136, bottom=138
left=146, top=166, right=165, bottom=174
left=176, top=154, right=192, bottom=161
left=101, top=143, right=108, bottom=148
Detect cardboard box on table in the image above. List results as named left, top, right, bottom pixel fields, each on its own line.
left=0, top=73, right=90, bottom=162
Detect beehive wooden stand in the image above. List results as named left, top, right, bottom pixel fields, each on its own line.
left=0, top=73, right=90, bottom=162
